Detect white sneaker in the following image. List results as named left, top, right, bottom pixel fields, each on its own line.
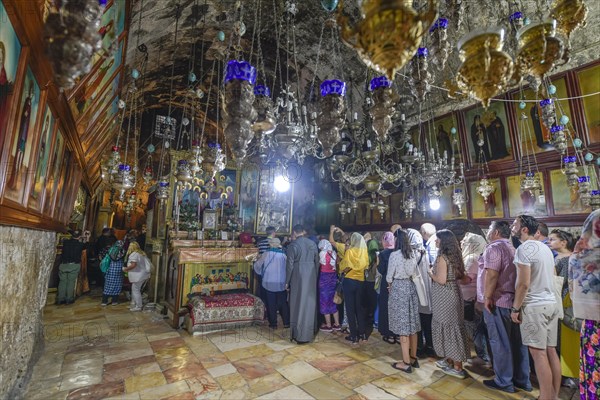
left=442, top=366, right=467, bottom=379
left=435, top=359, right=450, bottom=369
left=129, top=307, right=142, bottom=312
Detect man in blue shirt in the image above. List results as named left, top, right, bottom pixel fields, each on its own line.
left=254, top=237, right=289, bottom=329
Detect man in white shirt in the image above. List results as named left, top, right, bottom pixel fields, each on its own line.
left=510, top=215, right=561, bottom=400
left=420, top=223, right=438, bottom=265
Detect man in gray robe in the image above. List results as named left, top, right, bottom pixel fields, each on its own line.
left=286, top=224, right=319, bottom=343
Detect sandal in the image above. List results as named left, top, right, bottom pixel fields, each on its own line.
left=410, top=357, right=420, bottom=368
left=382, top=336, right=397, bottom=344
left=391, top=361, right=412, bottom=373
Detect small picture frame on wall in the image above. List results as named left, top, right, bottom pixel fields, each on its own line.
left=469, top=178, right=503, bottom=219
left=550, top=168, right=597, bottom=215
left=506, top=172, right=548, bottom=217
left=203, top=209, right=217, bottom=230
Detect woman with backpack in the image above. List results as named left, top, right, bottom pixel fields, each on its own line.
left=101, top=240, right=125, bottom=306
left=122, top=241, right=151, bottom=312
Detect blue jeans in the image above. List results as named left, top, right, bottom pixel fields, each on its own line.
left=343, top=278, right=365, bottom=338
left=473, top=306, right=491, bottom=362
left=484, top=306, right=531, bottom=390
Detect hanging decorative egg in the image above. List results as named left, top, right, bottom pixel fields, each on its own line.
left=320, top=0, right=339, bottom=12
left=118, top=99, right=126, bottom=109
left=519, top=101, right=526, bottom=110
left=585, top=153, right=594, bottom=162
left=217, top=31, right=225, bottom=41
left=233, top=21, right=246, bottom=36
left=131, top=69, right=140, bottom=79
left=560, top=115, right=569, bottom=125
left=573, top=138, right=583, bottom=148
left=450, top=127, right=457, bottom=135
left=182, top=117, right=190, bottom=126
left=548, top=84, right=557, bottom=95
left=196, top=88, right=204, bottom=99
left=188, top=72, right=197, bottom=82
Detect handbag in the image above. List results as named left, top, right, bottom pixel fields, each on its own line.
left=411, top=270, right=429, bottom=307
left=552, top=275, right=565, bottom=320
left=374, top=271, right=382, bottom=295
left=562, top=292, right=583, bottom=332
left=333, top=273, right=345, bottom=305
left=463, top=300, right=475, bottom=322
left=100, top=254, right=111, bottom=274
left=411, top=251, right=429, bottom=307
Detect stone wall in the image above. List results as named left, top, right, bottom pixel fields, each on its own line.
left=0, top=226, right=56, bottom=400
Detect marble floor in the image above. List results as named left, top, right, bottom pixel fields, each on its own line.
left=25, top=294, right=578, bottom=400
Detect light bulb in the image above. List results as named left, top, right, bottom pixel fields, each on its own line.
left=274, top=175, right=290, bottom=192
left=429, top=197, right=441, bottom=211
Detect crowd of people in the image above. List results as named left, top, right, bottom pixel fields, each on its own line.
left=56, top=227, right=151, bottom=312
left=253, top=212, right=599, bottom=400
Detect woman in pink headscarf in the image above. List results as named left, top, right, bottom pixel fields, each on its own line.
left=377, top=231, right=398, bottom=343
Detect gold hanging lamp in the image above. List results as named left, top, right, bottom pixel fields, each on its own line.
left=337, top=0, right=439, bottom=79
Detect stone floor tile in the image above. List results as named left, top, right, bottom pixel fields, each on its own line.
left=429, top=375, right=472, bottom=397
left=363, top=356, right=403, bottom=376
left=66, top=381, right=125, bottom=400
left=256, top=384, right=314, bottom=399
left=59, top=370, right=103, bottom=392
left=132, top=362, right=162, bottom=376
left=328, top=363, right=385, bottom=389
left=371, top=374, right=424, bottom=398
left=146, top=332, right=182, bottom=342
left=124, top=371, right=167, bottom=393
left=138, top=380, right=190, bottom=400
left=353, top=383, right=400, bottom=399
left=300, top=376, right=355, bottom=400
left=276, top=360, right=324, bottom=385
left=214, top=372, right=248, bottom=390
left=232, top=358, right=276, bottom=380
left=247, top=372, right=291, bottom=396
left=309, top=354, right=358, bottom=373
left=163, top=361, right=208, bottom=383
left=206, top=362, right=237, bottom=378
left=186, top=375, right=221, bottom=397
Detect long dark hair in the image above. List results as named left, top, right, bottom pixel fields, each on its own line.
left=550, top=229, right=576, bottom=252
left=436, top=229, right=465, bottom=280
left=394, top=229, right=413, bottom=259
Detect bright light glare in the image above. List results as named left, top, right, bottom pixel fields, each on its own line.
left=429, top=198, right=441, bottom=211
left=274, top=175, right=290, bottom=192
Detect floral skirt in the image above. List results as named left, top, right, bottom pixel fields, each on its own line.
left=580, top=319, right=600, bottom=400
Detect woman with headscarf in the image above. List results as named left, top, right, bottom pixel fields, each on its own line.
left=364, top=233, right=380, bottom=331
left=428, top=229, right=470, bottom=379
left=387, top=229, right=421, bottom=373
left=568, top=210, right=599, bottom=399
left=459, top=232, right=489, bottom=363
left=122, top=242, right=150, bottom=311
left=407, top=228, right=435, bottom=357
left=318, top=239, right=340, bottom=331
left=377, top=231, right=397, bottom=343
left=338, top=232, right=369, bottom=344
left=101, top=240, right=125, bottom=306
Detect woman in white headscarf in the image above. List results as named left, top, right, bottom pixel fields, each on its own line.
left=407, top=228, right=435, bottom=357
left=459, top=232, right=489, bottom=364
left=318, top=239, right=340, bottom=331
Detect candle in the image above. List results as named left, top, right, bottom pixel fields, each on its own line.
left=353, top=112, right=358, bottom=121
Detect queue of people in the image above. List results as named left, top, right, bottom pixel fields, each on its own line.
left=251, top=212, right=598, bottom=400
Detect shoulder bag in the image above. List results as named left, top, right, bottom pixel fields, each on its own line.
left=100, top=254, right=111, bottom=274
left=412, top=252, right=429, bottom=307
left=333, top=273, right=345, bottom=304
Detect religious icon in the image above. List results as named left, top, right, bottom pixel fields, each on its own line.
left=29, top=106, right=55, bottom=210
left=5, top=67, right=41, bottom=204
left=464, top=101, right=512, bottom=164
left=0, top=2, right=22, bottom=141
left=577, top=65, right=600, bottom=144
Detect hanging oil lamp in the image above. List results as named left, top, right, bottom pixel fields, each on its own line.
left=317, top=79, right=346, bottom=157
left=408, top=47, right=432, bottom=102
left=564, top=156, right=579, bottom=186
left=337, top=0, right=439, bottom=79
left=156, top=180, right=170, bottom=201
left=455, top=27, right=514, bottom=107
left=550, top=0, right=588, bottom=59
left=516, top=19, right=563, bottom=79
left=476, top=177, right=494, bottom=203
left=222, top=60, right=258, bottom=162
left=429, top=18, right=450, bottom=71
left=369, top=76, right=397, bottom=142
left=578, top=176, right=592, bottom=206
left=452, top=188, right=465, bottom=216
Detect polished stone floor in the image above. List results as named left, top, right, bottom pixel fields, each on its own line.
left=25, top=294, right=578, bottom=400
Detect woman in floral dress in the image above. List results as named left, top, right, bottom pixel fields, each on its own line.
left=569, top=210, right=600, bottom=400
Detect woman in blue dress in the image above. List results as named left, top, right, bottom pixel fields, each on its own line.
left=102, top=240, right=125, bottom=306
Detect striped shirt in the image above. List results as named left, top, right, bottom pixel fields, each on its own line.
left=483, top=238, right=516, bottom=309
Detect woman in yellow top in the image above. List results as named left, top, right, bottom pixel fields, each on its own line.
left=329, top=225, right=369, bottom=344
